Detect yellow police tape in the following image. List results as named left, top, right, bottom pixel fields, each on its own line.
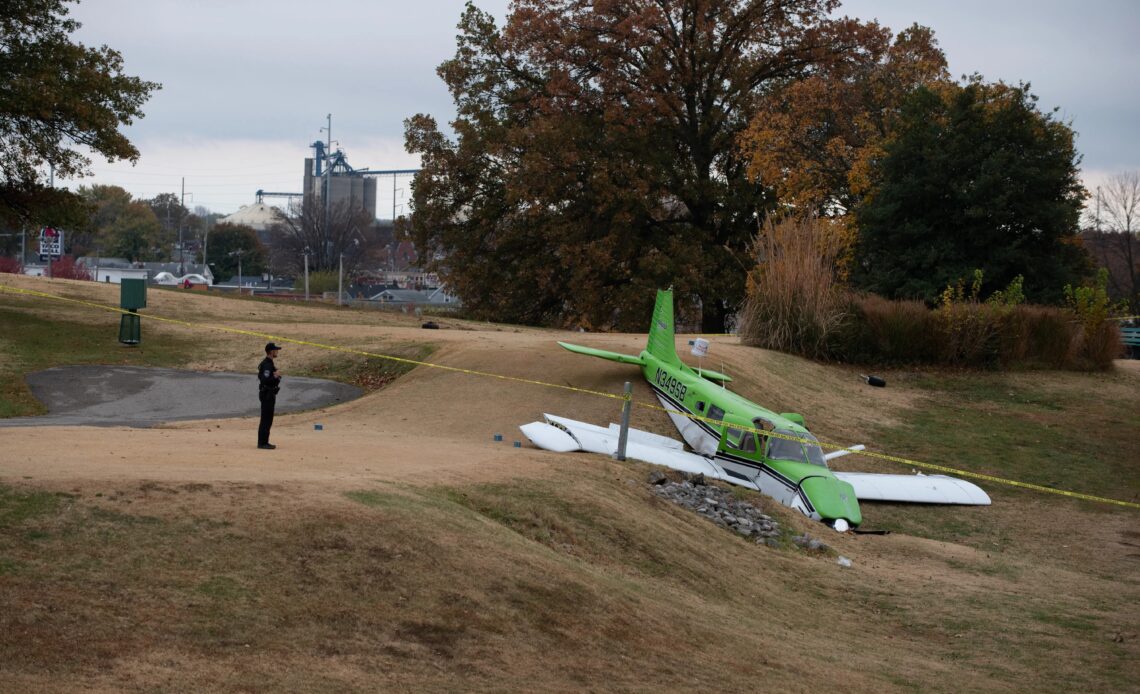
left=3, top=281, right=1138, bottom=511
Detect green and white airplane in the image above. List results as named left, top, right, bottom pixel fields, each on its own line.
left=521, top=289, right=989, bottom=532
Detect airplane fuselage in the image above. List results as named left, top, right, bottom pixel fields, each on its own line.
left=638, top=350, right=862, bottom=529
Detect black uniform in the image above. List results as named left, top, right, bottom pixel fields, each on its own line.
left=257, top=355, right=281, bottom=447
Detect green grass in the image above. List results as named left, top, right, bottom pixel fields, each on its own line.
left=0, top=305, right=205, bottom=417
left=870, top=372, right=1139, bottom=502
left=299, top=343, right=434, bottom=392
left=854, top=370, right=1140, bottom=543
left=0, top=486, right=72, bottom=530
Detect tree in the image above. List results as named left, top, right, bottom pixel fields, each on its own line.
left=852, top=79, right=1090, bottom=304
left=407, top=0, right=867, bottom=331
left=0, top=0, right=159, bottom=228
left=271, top=198, right=373, bottom=278
left=1082, top=172, right=1140, bottom=312
left=74, top=184, right=133, bottom=257
left=149, top=192, right=189, bottom=258
left=104, top=201, right=162, bottom=262
left=206, top=223, right=266, bottom=281
left=739, top=23, right=949, bottom=216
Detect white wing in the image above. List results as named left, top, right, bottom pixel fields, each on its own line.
left=834, top=472, right=991, bottom=505
left=520, top=414, right=755, bottom=490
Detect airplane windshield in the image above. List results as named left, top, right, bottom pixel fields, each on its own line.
left=768, top=430, right=828, bottom=467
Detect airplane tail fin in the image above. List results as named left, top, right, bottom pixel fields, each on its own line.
left=647, top=289, right=682, bottom=367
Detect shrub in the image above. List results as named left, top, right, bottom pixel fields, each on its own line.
left=1018, top=306, right=1078, bottom=368
left=834, top=294, right=939, bottom=364
left=0, top=257, right=23, bottom=274
left=48, top=256, right=92, bottom=281
left=294, top=270, right=340, bottom=295
left=1065, top=269, right=1124, bottom=370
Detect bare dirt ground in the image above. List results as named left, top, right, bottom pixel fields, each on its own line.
left=1, top=275, right=1137, bottom=692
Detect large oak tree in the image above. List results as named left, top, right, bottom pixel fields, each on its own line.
left=406, top=0, right=867, bottom=331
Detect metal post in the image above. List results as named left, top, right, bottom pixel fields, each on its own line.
left=338, top=253, right=343, bottom=306
left=179, top=177, right=185, bottom=275
left=303, top=248, right=310, bottom=301
left=614, top=381, right=632, bottom=461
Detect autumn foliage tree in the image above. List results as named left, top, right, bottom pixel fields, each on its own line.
left=75, top=184, right=162, bottom=261
left=407, top=0, right=870, bottom=331
left=739, top=22, right=949, bottom=216
left=0, top=0, right=159, bottom=229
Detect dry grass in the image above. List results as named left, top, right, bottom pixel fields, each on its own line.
left=739, top=216, right=849, bottom=359
left=1, top=274, right=1138, bottom=691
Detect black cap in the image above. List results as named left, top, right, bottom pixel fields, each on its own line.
left=265, top=342, right=282, bottom=352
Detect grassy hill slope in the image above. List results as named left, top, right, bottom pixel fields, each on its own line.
left=1, top=275, right=1137, bottom=691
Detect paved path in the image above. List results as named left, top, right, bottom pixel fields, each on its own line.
left=0, top=366, right=361, bottom=428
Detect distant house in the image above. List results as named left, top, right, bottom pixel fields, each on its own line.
left=368, top=287, right=461, bottom=307
left=142, top=262, right=215, bottom=286
left=77, top=257, right=150, bottom=284
left=76, top=258, right=215, bottom=285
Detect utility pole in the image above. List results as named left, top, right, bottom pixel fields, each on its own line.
left=303, top=246, right=310, bottom=301
left=230, top=249, right=246, bottom=296
left=179, top=177, right=186, bottom=275
left=1096, top=186, right=1102, bottom=233
left=322, top=114, right=332, bottom=270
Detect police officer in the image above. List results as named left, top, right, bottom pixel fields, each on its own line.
left=257, top=342, right=282, bottom=449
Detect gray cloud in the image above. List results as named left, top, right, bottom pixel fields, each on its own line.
left=66, top=0, right=1138, bottom=213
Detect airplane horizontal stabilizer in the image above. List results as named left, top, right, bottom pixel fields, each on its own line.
left=833, top=472, right=991, bottom=505
left=695, top=368, right=732, bottom=383
left=558, top=341, right=644, bottom=365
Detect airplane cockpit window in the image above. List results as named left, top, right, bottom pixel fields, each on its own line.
left=768, top=430, right=828, bottom=467
left=725, top=427, right=758, bottom=453
left=801, top=432, right=827, bottom=467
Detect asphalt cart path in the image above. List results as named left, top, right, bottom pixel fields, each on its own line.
left=0, top=366, right=361, bottom=428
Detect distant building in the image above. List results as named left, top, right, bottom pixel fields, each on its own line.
left=76, top=257, right=214, bottom=285
left=369, top=287, right=460, bottom=308
left=303, top=143, right=377, bottom=217
left=219, top=203, right=287, bottom=231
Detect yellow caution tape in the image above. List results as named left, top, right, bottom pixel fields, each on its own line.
left=3, top=281, right=1137, bottom=510
left=0, top=283, right=626, bottom=403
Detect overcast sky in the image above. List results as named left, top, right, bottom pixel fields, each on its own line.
left=66, top=0, right=1140, bottom=216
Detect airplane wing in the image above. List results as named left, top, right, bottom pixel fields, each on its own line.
left=558, top=341, right=644, bottom=365
left=833, top=472, right=991, bottom=505
left=521, top=414, right=756, bottom=490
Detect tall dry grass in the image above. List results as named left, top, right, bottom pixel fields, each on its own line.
left=738, top=219, right=1122, bottom=370
left=738, top=216, right=848, bottom=359
left=835, top=298, right=1119, bottom=370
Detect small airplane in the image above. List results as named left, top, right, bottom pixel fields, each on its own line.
left=520, top=289, right=989, bottom=532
